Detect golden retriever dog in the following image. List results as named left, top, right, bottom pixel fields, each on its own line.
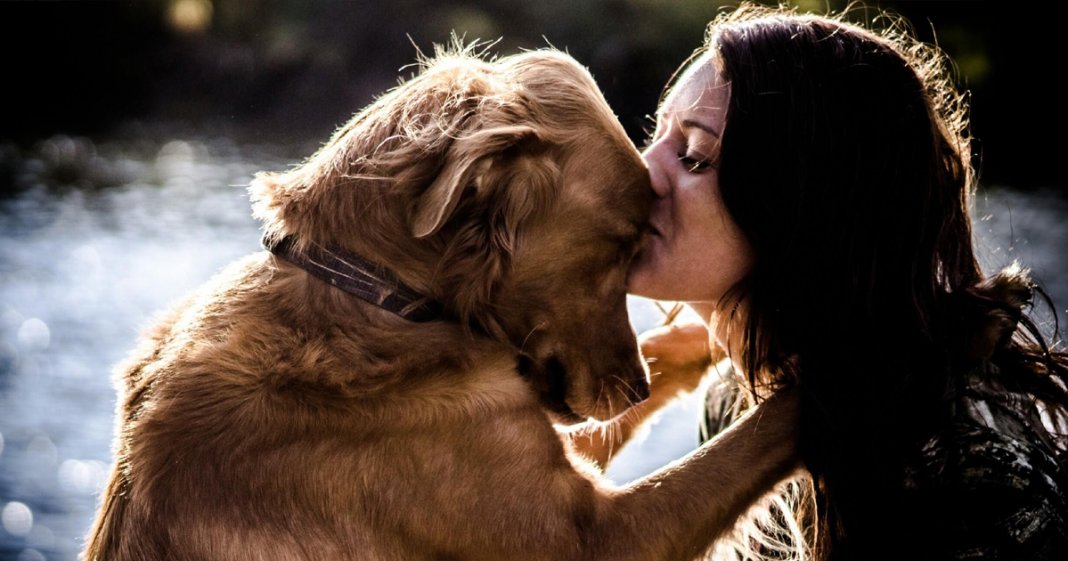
left=85, top=47, right=797, bottom=561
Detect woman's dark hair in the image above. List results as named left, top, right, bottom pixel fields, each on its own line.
left=679, top=4, right=1068, bottom=559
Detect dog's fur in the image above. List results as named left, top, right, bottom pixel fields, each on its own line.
left=85, top=48, right=797, bottom=561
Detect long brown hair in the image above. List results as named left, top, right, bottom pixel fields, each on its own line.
left=681, top=4, right=1068, bottom=559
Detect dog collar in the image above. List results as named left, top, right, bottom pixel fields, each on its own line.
left=263, top=234, right=443, bottom=322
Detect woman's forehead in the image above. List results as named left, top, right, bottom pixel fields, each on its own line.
left=661, top=56, right=728, bottom=120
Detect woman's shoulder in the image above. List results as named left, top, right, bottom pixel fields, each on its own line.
left=902, top=366, right=1068, bottom=559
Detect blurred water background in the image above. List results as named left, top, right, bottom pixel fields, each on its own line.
left=2, top=1, right=1066, bottom=560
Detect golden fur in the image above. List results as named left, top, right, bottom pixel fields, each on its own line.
left=85, top=47, right=798, bottom=561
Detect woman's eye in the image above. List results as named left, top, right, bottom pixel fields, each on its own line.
left=677, top=153, right=715, bottom=173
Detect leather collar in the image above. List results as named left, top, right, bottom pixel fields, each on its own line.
left=263, top=234, right=442, bottom=322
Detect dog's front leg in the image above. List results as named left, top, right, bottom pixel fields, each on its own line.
left=324, top=372, right=795, bottom=561
left=584, top=389, right=799, bottom=561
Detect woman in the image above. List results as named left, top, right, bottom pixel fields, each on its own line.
left=622, top=4, right=1068, bottom=560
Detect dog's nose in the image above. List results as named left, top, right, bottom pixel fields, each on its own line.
left=627, top=372, right=650, bottom=405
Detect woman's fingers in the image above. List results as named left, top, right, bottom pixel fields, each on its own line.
left=640, top=322, right=717, bottom=395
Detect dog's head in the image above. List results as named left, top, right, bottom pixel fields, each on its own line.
left=251, top=47, right=651, bottom=423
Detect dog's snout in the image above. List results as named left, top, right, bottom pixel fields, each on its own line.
left=628, top=372, right=651, bottom=405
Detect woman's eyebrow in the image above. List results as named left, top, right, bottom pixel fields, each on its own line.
left=681, top=118, right=721, bottom=139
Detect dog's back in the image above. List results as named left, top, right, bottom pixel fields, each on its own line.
left=87, top=255, right=574, bottom=560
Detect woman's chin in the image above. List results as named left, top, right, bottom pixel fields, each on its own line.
left=626, top=259, right=666, bottom=299
left=625, top=267, right=650, bottom=298
left=628, top=240, right=686, bottom=300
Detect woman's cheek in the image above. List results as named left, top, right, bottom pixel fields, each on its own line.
left=627, top=239, right=662, bottom=293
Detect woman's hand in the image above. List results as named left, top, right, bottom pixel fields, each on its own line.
left=566, top=321, right=724, bottom=470
left=641, top=321, right=724, bottom=398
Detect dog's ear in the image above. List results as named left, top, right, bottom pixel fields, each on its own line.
left=410, top=125, right=541, bottom=238
left=249, top=170, right=301, bottom=247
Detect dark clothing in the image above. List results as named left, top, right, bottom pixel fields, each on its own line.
left=701, top=364, right=1068, bottom=559
left=899, top=361, right=1068, bottom=559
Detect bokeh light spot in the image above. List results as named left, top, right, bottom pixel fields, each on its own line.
left=17, top=319, right=50, bottom=351
left=27, top=434, right=57, bottom=468
left=59, top=459, right=108, bottom=495
left=167, top=0, right=212, bottom=34
left=2, top=501, right=33, bottom=536
left=26, top=523, right=55, bottom=551
left=17, top=548, right=46, bottom=561
left=1, top=307, right=25, bottom=330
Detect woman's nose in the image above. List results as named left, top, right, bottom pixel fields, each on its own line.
left=641, top=141, right=672, bottom=198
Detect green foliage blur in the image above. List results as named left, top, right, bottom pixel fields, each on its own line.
left=2, top=0, right=1063, bottom=189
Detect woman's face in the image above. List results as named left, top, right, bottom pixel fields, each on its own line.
left=627, top=56, right=753, bottom=306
